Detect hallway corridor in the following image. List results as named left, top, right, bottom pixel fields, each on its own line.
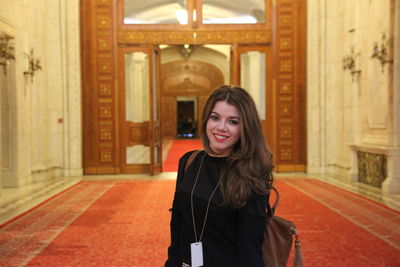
left=1, top=0, right=400, bottom=265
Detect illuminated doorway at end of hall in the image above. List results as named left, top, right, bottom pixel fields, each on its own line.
left=177, top=97, right=197, bottom=139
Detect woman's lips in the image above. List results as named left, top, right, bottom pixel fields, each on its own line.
left=213, top=133, right=228, bottom=142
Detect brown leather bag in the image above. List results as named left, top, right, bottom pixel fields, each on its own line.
left=263, top=186, right=304, bottom=267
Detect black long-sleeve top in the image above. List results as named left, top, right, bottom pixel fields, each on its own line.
left=165, top=150, right=268, bottom=267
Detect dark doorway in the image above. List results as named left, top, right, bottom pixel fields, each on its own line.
left=177, top=100, right=197, bottom=138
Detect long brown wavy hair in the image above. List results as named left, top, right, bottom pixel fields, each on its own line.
left=201, top=85, right=274, bottom=208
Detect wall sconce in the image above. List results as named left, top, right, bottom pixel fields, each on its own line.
left=23, top=48, right=42, bottom=82
left=343, top=46, right=361, bottom=80
left=371, top=33, right=393, bottom=72
left=0, top=33, right=15, bottom=75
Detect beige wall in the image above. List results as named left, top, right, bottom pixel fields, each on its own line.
left=307, top=0, right=400, bottom=199
left=0, top=0, right=82, bottom=190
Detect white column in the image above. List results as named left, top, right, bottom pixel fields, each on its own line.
left=382, top=0, right=400, bottom=195
left=307, top=0, right=327, bottom=174
left=62, top=0, right=82, bottom=177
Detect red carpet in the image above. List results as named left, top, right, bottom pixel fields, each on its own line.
left=0, top=179, right=399, bottom=266
left=0, top=180, right=175, bottom=266
left=279, top=179, right=400, bottom=266
left=163, top=139, right=203, bottom=172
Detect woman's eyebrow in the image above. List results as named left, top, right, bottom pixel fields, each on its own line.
left=210, top=111, right=240, bottom=120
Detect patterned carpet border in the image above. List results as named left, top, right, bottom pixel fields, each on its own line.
left=284, top=179, right=400, bottom=249
left=0, top=181, right=115, bottom=267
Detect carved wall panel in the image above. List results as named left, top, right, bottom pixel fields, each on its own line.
left=128, top=122, right=149, bottom=146
left=118, top=30, right=272, bottom=45
left=273, top=0, right=306, bottom=171
left=161, top=96, right=177, bottom=138
left=82, top=1, right=118, bottom=174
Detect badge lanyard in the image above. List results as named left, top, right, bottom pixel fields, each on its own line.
left=190, top=152, right=222, bottom=266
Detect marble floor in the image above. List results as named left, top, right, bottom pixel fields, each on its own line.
left=0, top=171, right=399, bottom=226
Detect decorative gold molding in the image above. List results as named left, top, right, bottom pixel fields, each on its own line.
left=279, top=74, right=292, bottom=79
left=98, top=75, right=112, bottom=81
left=280, top=148, right=292, bottom=160
left=98, top=61, right=112, bottom=73
left=279, top=59, right=292, bottom=72
left=279, top=37, right=292, bottom=49
left=118, top=30, right=272, bottom=45
left=279, top=103, right=292, bottom=116
left=278, top=0, right=293, bottom=3
left=279, top=15, right=292, bottom=27
left=280, top=126, right=292, bottom=138
left=279, top=96, right=293, bottom=102
left=99, top=106, right=112, bottom=118
left=97, top=0, right=112, bottom=5
left=99, top=143, right=113, bottom=147
left=98, top=38, right=112, bottom=51
left=100, top=151, right=112, bottom=163
left=100, top=129, right=112, bottom=140
left=99, top=83, right=112, bottom=96
left=279, top=140, right=293, bottom=145
left=97, top=15, right=111, bottom=29
left=99, top=98, right=112, bottom=103
left=99, top=120, right=113, bottom=126
left=280, top=82, right=292, bottom=94
left=279, top=118, right=293, bottom=124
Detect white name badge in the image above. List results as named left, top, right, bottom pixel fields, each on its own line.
left=190, top=242, right=204, bottom=267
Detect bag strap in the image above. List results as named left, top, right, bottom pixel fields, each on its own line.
left=184, top=150, right=201, bottom=173
left=169, top=150, right=201, bottom=213
left=268, top=186, right=280, bottom=216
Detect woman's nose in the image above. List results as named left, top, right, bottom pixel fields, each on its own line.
left=217, top=120, right=227, bottom=131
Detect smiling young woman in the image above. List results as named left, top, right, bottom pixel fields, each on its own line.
left=205, top=101, right=241, bottom=157
left=166, top=85, right=274, bottom=267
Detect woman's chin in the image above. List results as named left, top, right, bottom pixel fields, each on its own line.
left=209, top=145, right=231, bottom=157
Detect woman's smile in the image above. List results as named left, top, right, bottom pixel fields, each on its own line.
left=213, top=133, right=229, bottom=142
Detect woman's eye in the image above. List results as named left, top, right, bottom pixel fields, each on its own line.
left=210, top=115, right=219, bottom=121
left=229, top=120, right=239, bottom=125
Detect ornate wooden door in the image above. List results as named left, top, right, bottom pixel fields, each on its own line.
left=118, top=45, right=161, bottom=174
left=231, top=45, right=275, bottom=153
